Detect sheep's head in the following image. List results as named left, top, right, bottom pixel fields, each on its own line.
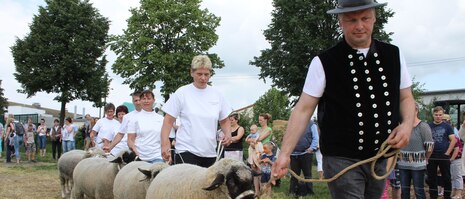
left=109, top=149, right=137, bottom=166
left=85, top=147, right=106, bottom=158
left=138, top=163, right=170, bottom=188
left=203, top=159, right=254, bottom=199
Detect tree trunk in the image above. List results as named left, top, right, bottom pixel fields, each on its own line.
left=59, top=99, right=66, bottom=127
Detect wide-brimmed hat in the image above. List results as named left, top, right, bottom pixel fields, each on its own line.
left=327, top=0, right=387, bottom=14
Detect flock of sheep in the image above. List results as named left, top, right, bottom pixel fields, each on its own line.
left=56, top=148, right=256, bottom=199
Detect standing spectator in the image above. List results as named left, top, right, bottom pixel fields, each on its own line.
left=83, top=114, right=92, bottom=150
left=13, top=117, right=27, bottom=164
left=397, top=103, right=434, bottom=199
left=459, top=112, right=465, bottom=181
left=127, top=90, right=163, bottom=163
left=161, top=55, right=232, bottom=167
left=223, top=112, right=245, bottom=161
left=450, top=135, right=463, bottom=199
left=91, top=103, right=120, bottom=151
left=260, top=142, right=276, bottom=188
left=0, top=122, right=3, bottom=159
left=109, top=105, right=128, bottom=155
left=272, top=0, right=416, bottom=198
left=25, top=123, right=37, bottom=162
left=427, top=106, right=456, bottom=199
left=62, top=117, right=76, bottom=153
left=50, top=119, right=62, bottom=160
left=106, top=91, right=142, bottom=154
left=37, top=118, right=47, bottom=157
left=257, top=113, right=273, bottom=144
left=4, top=116, right=15, bottom=163
left=289, top=120, right=319, bottom=197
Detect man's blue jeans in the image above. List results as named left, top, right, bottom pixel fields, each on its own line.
left=399, top=169, right=426, bottom=199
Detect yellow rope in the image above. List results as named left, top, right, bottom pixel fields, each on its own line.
left=286, top=140, right=399, bottom=183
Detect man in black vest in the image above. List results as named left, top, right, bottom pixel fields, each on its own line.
left=272, top=0, right=416, bottom=198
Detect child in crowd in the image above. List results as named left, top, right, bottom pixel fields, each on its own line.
left=260, top=142, right=276, bottom=188
left=25, top=123, right=37, bottom=162
left=246, top=124, right=262, bottom=165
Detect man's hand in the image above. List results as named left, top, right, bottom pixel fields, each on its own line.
left=271, top=153, right=290, bottom=180
left=387, top=123, right=412, bottom=149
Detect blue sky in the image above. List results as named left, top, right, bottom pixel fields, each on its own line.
left=1, top=0, right=464, bottom=117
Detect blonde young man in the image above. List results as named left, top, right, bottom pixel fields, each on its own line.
left=272, top=0, right=415, bottom=198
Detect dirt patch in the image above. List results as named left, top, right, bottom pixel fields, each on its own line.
left=0, top=160, right=62, bottom=199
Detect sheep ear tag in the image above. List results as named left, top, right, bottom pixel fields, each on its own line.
left=202, top=174, right=225, bottom=191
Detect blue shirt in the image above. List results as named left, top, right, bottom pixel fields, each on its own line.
left=429, top=122, right=454, bottom=155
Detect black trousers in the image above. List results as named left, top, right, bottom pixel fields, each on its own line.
left=5, top=138, right=13, bottom=162
left=51, top=140, right=62, bottom=159
left=427, top=153, right=451, bottom=199
left=175, top=151, right=216, bottom=168
left=289, top=153, right=314, bottom=196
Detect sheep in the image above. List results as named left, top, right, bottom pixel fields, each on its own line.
left=72, top=149, right=137, bottom=199
left=113, top=161, right=169, bottom=199
left=57, top=148, right=106, bottom=199
left=145, top=158, right=255, bottom=199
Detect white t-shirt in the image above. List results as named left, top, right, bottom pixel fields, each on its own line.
left=92, top=117, right=120, bottom=149
left=127, top=109, right=163, bottom=161
left=162, top=83, right=232, bottom=157
left=62, top=124, right=75, bottom=141
left=111, top=110, right=139, bottom=155
left=303, top=49, right=412, bottom=98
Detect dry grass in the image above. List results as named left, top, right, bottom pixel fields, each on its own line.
left=0, top=161, right=62, bottom=199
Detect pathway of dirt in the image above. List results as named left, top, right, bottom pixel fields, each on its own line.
left=0, top=159, right=63, bottom=199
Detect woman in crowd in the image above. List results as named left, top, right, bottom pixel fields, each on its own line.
left=37, top=118, right=47, bottom=157
left=91, top=103, right=120, bottom=151
left=62, top=117, right=76, bottom=153
left=127, top=90, right=164, bottom=163
left=109, top=105, right=128, bottom=155
left=50, top=119, right=62, bottom=160
left=5, top=116, right=19, bottom=163
left=223, top=112, right=245, bottom=161
left=161, top=55, right=232, bottom=167
left=257, top=113, right=273, bottom=144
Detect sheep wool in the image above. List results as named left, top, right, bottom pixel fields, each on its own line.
left=57, top=148, right=106, bottom=199
left=113, top=161, right=169, bottom=199
left=72, top=149, right=136, bottom=199
left=146, top=158, right=254, bottom=199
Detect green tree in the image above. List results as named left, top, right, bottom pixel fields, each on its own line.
left=0, top=80, right=8, bottom=119
left=252, top=87, right=291, bottom=124
left=110, top=0, right=223, bottom=101
left=11, top=0, right=110, bottom=124
left=250, top=0, right=394, bottom=103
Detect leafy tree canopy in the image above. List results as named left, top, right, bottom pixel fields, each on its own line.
left=0, top=81, right=8, bottom=117
left=251, top=0, right=394, bottom=104
left=11, top=0, right=110, bottom=123
left=110, top=0, right=223, bottom=101
left=252, top=87, right=291, bottom=124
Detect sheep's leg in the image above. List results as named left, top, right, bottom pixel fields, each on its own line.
left=60, top=177, right=66, bottom=198
left=72, top=183, right=83, bottom=199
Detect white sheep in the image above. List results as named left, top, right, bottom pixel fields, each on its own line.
left=72, top=149, right=137, bottom=199
left=57, top=148, right=105, bottom=199
left=113, top=161, right=169, bottom=199
left=145, top=158, right=255, bottom=199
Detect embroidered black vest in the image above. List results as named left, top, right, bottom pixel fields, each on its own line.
left=318, top=39, right=401, bottom=159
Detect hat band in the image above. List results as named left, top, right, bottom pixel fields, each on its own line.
left=338, top=0, right=373, bottom=9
